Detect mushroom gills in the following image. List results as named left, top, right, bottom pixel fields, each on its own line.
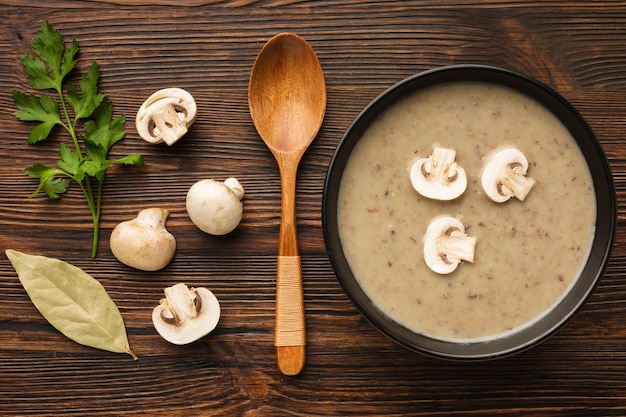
left=410, top=146, right=467, bottom=200
left=150, top=102, right=190, bottom=145
left=423, top=216, right=476, bottom=275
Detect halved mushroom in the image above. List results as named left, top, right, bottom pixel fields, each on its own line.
left=152, top=283, right=220, bottom=345
left=423, top=216, right=476, bottom=275
left=135, top=88, right=197, bottom=146
left=481, top=147, right=536, bottom=203
left=410, top=146, right=467, bottom=200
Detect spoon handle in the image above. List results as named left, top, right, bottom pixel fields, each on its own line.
left=275, top=161, right=306, bottom=376
left=276, top=255, right=305, bottom=375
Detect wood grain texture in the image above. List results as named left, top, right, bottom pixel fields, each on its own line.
left=1, top=0, right=626, bottom=415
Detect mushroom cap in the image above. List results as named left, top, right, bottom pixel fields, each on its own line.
left=423, top=215, right=476, bottom=275
left=110, top=208, right=176, bottom=271
left=481, top=147, right=535, bottom=203
left=410, top=146, right=467, bottom=200
left=135, top=88, right=197, bottom=146
left=186, top=179, right=244, bottom=235
left=152, top=286, right=221, bottom=345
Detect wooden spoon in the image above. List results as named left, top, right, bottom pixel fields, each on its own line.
left=248, top=33, right=326, bottom=376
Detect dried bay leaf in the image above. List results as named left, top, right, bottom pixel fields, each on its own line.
left=6, top=249, right=137, bottom=359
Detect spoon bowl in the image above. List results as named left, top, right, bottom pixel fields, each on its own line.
left=249, top=33, right=326, bottom=156
left=248, top=33, right=326, bottom=375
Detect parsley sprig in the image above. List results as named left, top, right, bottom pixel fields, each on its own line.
left=13, top=21, right=144, bottom=258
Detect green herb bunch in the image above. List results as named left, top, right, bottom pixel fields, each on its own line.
left=13, top=21, right=144, bottom=258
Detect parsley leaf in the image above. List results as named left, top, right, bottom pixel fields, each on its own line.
left=24, top=164, right=71, bottom=199
left=13, top=91, right=62, bottom=143
left=57, top=143, right=81, bottom=176
left=13, top=21, right=144, bottom=258
left=83, top=97, right=126, bottom=152
left=67, top=62, right=105, bottom=121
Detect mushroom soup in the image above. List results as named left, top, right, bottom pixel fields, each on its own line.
left=337, top=81, right=596, bottom=342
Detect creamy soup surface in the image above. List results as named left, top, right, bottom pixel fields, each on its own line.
left=338, top=81, right=596, bottom=342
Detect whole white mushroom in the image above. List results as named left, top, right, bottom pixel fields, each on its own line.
left=110, top=208, right=176, bottom=271
left=186, top=178, right=244, bottom=235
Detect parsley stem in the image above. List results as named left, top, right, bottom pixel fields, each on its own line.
left=73, top=176, right=99, bottom=258
left=84, top=178, right=99, bottom=258
left=92, top=181, right=103, bottom=258
left=57, top=86, right=82, bottom=158
left=57, top=85, right=101, bottom=258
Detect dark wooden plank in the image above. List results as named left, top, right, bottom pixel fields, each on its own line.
left=1, top=1, right=626, bottom=415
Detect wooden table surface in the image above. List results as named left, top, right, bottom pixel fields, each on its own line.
left=2, top=1, right=626, bottom=415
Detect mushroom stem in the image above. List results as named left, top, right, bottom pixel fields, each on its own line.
left=424, top=216, right=476, bottom=274
left=136, top=207, right=169, bottom=228
left=498, top=165, right=536, bottom=201
left=224, top=177, right=245, bottom=200
left=441, top=231, right=476, bottom=264
left=160, top=283, right=201, bottom=325
left=152, top=105, right=189, bottom=146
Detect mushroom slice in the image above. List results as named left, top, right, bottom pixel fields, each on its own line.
left=423, top=216, right=476, bottom=275
left=481, top=147, right=536, bottom=203
left=135, top=88, right=197, bottom=146
left=152, top=283, right=221, bottom=345
left=410, top=146, right=467, bottom=200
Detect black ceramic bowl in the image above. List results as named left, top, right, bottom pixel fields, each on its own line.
left=322, top=65, right=616, bottom=360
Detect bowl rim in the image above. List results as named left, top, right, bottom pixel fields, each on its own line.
left=322, top=64, right=617, bottom=360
